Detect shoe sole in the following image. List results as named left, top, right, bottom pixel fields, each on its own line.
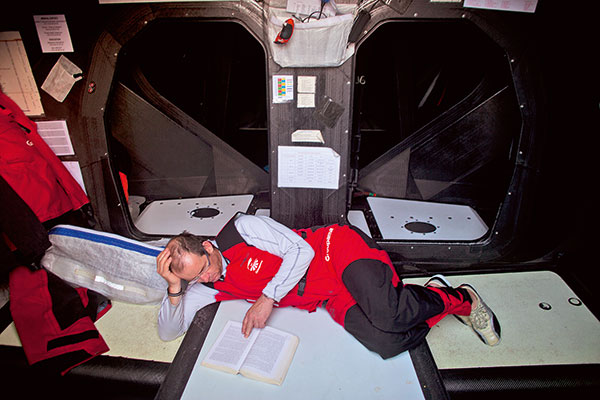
left=424, top=274, right=452, bottom=288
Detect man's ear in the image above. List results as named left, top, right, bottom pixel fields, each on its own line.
left=202, top=240, right=214, bottom=254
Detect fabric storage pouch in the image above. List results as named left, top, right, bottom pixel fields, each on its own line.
left=268, top=7, right=356, bottom=67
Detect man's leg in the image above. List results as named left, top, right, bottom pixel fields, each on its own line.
left=341, top=259, right=470, bottom=332
left=343, top=303, right=430, bottom=359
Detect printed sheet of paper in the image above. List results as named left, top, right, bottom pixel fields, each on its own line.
left=297, top=76, right=316, bottom=108
left=297, top=93, right=315, bottom=108
left=272, top=75, right=294, bottom=103
left=277, top=146, right=340, bottom=189
left=0, top=32, right=44, bottom=116
left=297, top=76, right=316, bottom=94
left=463, top=0, right=537, bottom=13
left=62, top=161, right=87, bottom=195
left=34, top=15, right=74, bottom=53
left=36, top=120, right=74, bottom=155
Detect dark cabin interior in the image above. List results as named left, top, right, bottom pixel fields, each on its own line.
left=0, top=0, right=597, bottom=398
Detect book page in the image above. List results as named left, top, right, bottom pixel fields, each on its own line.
left=240, top=326, right=299, bottom=384
left=201, top=320, right=259, bottom=374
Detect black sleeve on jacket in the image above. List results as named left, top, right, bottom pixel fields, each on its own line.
left=0, top=175, right=50, bottom=274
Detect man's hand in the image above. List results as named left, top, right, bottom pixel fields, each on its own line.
left=156, top=248, right=182, bottom=304
left=242, top=294, right=275, bottom=338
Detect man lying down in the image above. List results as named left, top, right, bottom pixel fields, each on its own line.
left=157, top=213, right=501, bottom=359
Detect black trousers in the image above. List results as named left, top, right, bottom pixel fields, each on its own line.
left=340, top=228, right=470, bottom=359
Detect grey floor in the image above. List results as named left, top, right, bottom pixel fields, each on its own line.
left=405, top=271, right=600, bottom=369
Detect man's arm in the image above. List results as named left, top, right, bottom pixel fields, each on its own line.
left=156, top=247, right=218, bottom=341
left=234, top=215, right=314, bottom=337
left=156, top=248, right=183, bottom=306
left=157, top=283, right=218, bottom=341
left=234, top=214, right=315, bottom=301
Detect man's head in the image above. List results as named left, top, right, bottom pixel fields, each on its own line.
left=166, top=232, right=223, bottom=283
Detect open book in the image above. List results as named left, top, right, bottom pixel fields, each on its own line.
left=201, top=320, right=299, bottom=385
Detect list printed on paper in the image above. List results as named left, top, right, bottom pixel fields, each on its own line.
left=277, top=146, right=340, bottom=190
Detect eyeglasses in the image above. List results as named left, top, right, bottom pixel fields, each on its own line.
left=189, top=253, right=211, bottom=284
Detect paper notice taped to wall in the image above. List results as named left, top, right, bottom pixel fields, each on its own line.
left=33, top=14, right=74, bottom=53
left=37, top=120, right=75, bottom=155
left=0, top=31, right=44, bottom=116
left=277, top=146, right=340, bottom=189
left=463, top=0, right=537, bottom=13
left=273, top=75, right=294, bottom=103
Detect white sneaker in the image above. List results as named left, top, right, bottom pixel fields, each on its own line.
left=458, top=284, right=501, bottom=346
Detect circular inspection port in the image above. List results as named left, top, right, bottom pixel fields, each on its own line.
left=404, top=221, right=437, bottom=234
left=190, top=207, right=220, bottom=218
left=568, top=297, right=582, bottom=306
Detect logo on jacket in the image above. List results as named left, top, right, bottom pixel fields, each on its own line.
left=246, top=258, right=263, bottom=274
left=324, top=227, right=334, bottom=262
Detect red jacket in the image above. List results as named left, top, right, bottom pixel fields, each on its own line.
left=0, top=90, right=88, bottom=222
left=10, top=266, right=110, bottom=375
left=214, top=220, right=400, bottom=326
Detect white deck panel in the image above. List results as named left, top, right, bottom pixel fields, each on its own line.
left=255, top=209, right=372, bottom=238
left=405, top=271, right=600, bottom=369
left=367, top=197, right=488, bottom=240
left=181, top=300, right=425, bottom=400
left=134, top=194, right=253, bottom=236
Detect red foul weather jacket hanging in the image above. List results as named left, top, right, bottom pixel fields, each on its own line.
left=0, top=90, right=88, bottom=223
